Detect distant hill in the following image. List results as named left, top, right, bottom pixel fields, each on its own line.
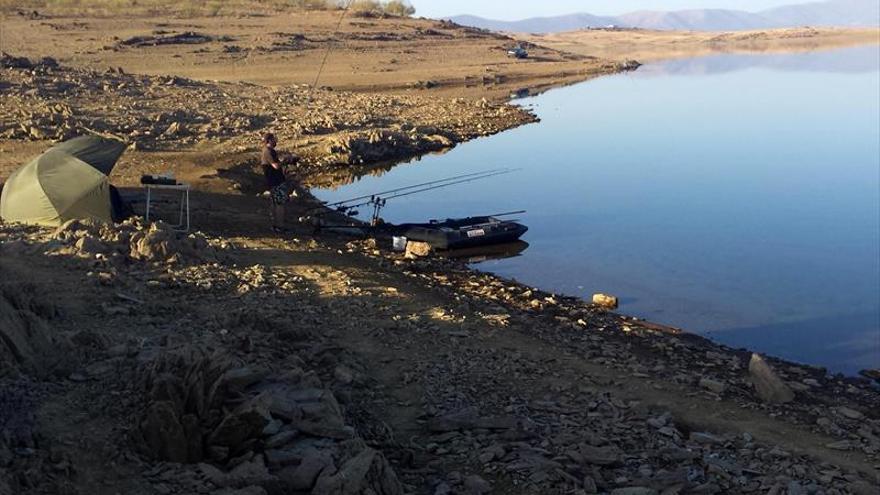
left=617, top=9, right=773, bottom=31
left=447, top=0, right=880, bottom=33
left=448, top=13, right=618, bottom=34
left=761, top=0, right=880, bottom=27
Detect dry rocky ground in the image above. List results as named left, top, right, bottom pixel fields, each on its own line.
left=0, top=9, right=623, bottom=97
left=0, top=52, right=537, bottom=180
left=1, top=214, right=879, bottom=495
left=1, top=7, right=880, bottom=495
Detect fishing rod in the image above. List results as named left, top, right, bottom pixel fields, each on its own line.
left=361, top=169, right=521, bottom=224
left=311, top=168, right=518, bottom=219
left=309, top=0, right=353, bottom=102
left=323, top=168, right=512, bottom=209
left=474, top=210, right=526, bottom=218
left=342, top=168, right=517, bottom=212
left=379, top=169, right=515, bottom=201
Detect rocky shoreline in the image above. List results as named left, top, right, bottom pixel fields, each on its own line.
left=1, top=215, right=878, bottom=494
left=0, top=52, right=538, bottom=173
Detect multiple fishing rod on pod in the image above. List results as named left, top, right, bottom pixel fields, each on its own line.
left=309, top=168, right=530, bottom=251
left=312, top=168, right=519, bottom=223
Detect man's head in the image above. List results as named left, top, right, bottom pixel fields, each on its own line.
left=263, top=132, right=277, bottom=147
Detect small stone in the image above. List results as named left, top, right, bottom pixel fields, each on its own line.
left=825, top=440, right=852, bottom=450
left=699, top=377, right=726, bottom=394
left=689, top=432, right=723, bottom=445
left=73, top=234, right=97, bottom=251
left=657, top=426, right=679, bottom=438
left=611, top=488, right=658, bottom=495
left=208, top=446, right=230, bottom=462
left=463, top=475, right=491, bottom=494
left=333, top=365, right=354, bottom=385
left=199, top=462, right=227, bottom=487
left=849, top=481, right=880, bottom=495
left=787, top=481, right=805, bottom=495
left=264, top=449, right=301, bottom=467
left=579, top=444, right=622, bottom=466
left=262, top=420, right=282, bottom=437
left=646, top=416, right=667, bottom=429
left=277, top=451, right=331, bottom=491
left=264, top=430, right=298, bottom=449
left=836, top=407, right=864, bottom=420
left=225, top=455, right=274, bottom=488
left=583, top=476, right=598, bottom=493
left=163, top=122, right=183, bottom=137
left=434, top=482, right=452, bottom=495
left=592, top=293, right=618, bottom=309
left=209, top=396, right=270, bottom=448
left=405, top=241, right=432, bottom=258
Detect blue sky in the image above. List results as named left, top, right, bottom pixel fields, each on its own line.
left=414, top=1, right=807, bottom=20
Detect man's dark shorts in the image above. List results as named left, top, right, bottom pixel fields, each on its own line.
left=270, top=182, right=291, bottom=205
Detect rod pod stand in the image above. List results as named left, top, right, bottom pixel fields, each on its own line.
left=370, top=197, right=387, bottom=226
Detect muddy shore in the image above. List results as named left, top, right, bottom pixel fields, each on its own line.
left=2, top=8, right=880, bottom=495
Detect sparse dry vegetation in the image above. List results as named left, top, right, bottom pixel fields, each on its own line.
left=350, top=0, right=415, bottom=17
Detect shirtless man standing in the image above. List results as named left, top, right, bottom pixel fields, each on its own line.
left=260, top=133, right=298, bottom=232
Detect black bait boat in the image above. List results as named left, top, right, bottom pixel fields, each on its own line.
left=391, top=215, right=528, bottom=250
left=312, top=169, right=528, bottom=249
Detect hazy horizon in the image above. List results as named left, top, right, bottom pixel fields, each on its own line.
left=415, top=0, right=818, bottom=21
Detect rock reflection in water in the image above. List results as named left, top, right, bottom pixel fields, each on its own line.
left=304, top=148, right=454, bottom=190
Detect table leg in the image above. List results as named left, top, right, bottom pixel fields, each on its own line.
left=145, top=187, right=151, bottom=222
left=178, top=190, right=185, bottom=229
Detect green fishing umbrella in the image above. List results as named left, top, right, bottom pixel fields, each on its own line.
left=0, top=136, right=127, bottom=226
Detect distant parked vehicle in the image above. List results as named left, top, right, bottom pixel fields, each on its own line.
left=507, top=46, right=528, bottom=59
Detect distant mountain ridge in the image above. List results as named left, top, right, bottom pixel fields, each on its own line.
left=447, top=0, right=880, bottom=33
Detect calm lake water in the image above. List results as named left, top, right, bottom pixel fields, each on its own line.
left=316, top=45, right=880, bottom=375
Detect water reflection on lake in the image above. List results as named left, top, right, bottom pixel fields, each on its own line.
left=638, top=44, right=880, bottom=76
left=316, top=45, right=880, bottom=375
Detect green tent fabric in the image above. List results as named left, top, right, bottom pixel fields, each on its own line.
left=0, top=136, right=126, bottom=226
left=47, top=136, right=127, bottom=176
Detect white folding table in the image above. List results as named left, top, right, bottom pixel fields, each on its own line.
left=144, top=182, right=190, bottom=232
